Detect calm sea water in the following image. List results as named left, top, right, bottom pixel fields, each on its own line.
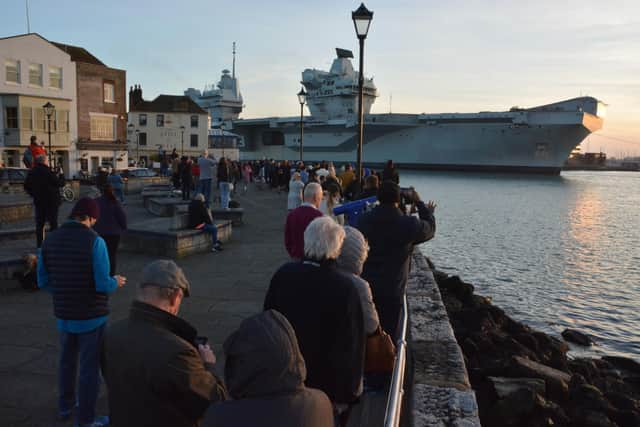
left=403, top=170, right=640, bottom=361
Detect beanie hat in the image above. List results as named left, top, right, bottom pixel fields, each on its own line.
left=70, top=197, right=100, bottom=220
left=336, top=226, right=369, bottom=275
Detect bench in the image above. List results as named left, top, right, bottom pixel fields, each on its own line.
left=146, top=197, right=191, bottom=217
left=121, top=219, right=232, bottom=258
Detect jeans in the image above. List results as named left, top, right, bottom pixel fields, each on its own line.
left=35, top=202, right=59, bottom=248
left=199, top=179, right=212, bottom=205
left=58, top=324, right=105, bottom=424
left=219, top=181, right=231, bottom=209
left=201, top=223, right=219, bottom=246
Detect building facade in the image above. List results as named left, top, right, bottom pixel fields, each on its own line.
left=0, top=34, right=77, bottom=173
left=54, top=43, right=127, bottom=176
left=127, top=86, right=209, bottom=164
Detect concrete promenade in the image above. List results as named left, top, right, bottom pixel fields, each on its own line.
left=0, top=185, right=291, bottom=426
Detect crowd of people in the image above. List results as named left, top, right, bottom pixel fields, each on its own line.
left=25, top=152, right=437, bottom=426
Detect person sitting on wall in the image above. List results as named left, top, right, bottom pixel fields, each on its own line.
left=188, top=193, right=223, bottom=252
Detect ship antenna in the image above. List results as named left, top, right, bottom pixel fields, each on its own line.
left=25, top=0, right=31, bottom=33
left=232, top=42, right=236, bottom=79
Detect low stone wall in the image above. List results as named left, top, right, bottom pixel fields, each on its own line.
left=407, top=254, right=481, bottom=426
left=124, top=177, right=170, bottom=195
left=0, top=201, right=32, bottom=226
left=120, top=220, right=232, bottom=258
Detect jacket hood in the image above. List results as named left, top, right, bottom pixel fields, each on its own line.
left=223, top=310, right=306, bottom=399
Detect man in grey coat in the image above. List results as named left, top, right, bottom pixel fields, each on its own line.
left=203, top=310, right=334, bottom=427
left=197, top=150, right=217, bottom=205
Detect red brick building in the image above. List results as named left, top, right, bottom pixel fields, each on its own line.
left=53, top=42, right=127, bottom=175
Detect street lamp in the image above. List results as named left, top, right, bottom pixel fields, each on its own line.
left=43, top=102, right=55, bottom=169
left=180, top=125, right=185, bottom=156
left=135, top=130, right=140, bottom=165
left=127, top=123, right=135, bottom=165
left=352, top=2, right=373, bottom=189
left=297, top=87, right=307, bottom=163
left=220, top=122, right=225, bottom=158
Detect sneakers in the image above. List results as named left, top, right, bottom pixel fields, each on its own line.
left=212, top=245, right=224, bottom=252
left=75, top=415, right=110, bottom=427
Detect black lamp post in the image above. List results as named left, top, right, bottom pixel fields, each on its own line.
left=127, top=123, right=135, bottom=165
left=180, top=125, right=185, bottom=156
left=352, top=3, right=373, bottom=188
left=43, top=102, right=55, bottom=169
left=220, top=122, right=225, bottom=158
left=297, top=87, right=307, bottom=163
left=135, top=130, right=140, bottom=165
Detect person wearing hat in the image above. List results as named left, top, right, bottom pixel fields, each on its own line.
left=38, top=197, right=127, bottom=427
left=356, top=181, right=436, bottom=341
left=102, top=260, right=227, bottom=427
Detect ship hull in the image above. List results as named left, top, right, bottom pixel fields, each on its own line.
left=230, top=98, right=604, bottom=175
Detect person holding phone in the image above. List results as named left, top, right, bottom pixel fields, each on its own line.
left=102, top=260, right=227, bottom=426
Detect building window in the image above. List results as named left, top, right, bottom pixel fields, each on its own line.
left=190, top=115, right=198, bottom=128
left=28, top=63, right=43, bottom=86
left=4, top=107, right=18, bottom=128
left=57, top=110, right=70, bottom=132
left=139, top=114, right=147, bottom=126
left=5, top=60, right=20, bottom=84
left=90, top=115, right=115, bottom=140
left=101, top=157, right=114, bottom=168
left=138, top=132, right=147, bottom=146
left=190, top=134, right=198, bottom=147
left=49, top=66, right=62, bottom=89
left=156, top=114, right=164, bottom=127
left=20, top=107, right=32, bottom=129
left=104, top=82, right=115, bottom=103
left=80, top=158, right=88, bottom=171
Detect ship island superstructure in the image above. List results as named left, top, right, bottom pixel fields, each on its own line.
left=187, top=47, right=606, bottom=174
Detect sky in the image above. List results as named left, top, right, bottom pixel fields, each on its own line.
left=3, top=0, right=639, bottom=157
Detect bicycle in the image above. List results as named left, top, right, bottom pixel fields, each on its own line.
left=60, top=183, right=75, bottom=202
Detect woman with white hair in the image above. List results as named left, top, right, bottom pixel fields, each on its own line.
left=188, top=193, right=223, bottom=252
left=287, top=172, right=304, bottom=210
left=264, top=216, right=365, bottom=422
left=336, top=226, right=380, bottom=335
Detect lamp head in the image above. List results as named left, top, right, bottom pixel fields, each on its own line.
left=297, top=87, right=307, bottom=105
left=42, top=102, right=55, bottom=117
left=352, top=3, right=373, bottom=39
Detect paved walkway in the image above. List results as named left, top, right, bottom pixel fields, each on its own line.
left=0, top=185, right=291, bottom=426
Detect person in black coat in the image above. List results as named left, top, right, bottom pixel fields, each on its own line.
left=23, top=155, right=62, bottom=248
left=94, top=185, right=127, bottom=276
left=188, top=194, right=223, bottom=252
left=264, top=217, right=365, bottom=421
left=381, top=160, right=400, bottom=184
left=356, top=181, right=436, bottom=340
left=179, top=156, right=193, bottom=200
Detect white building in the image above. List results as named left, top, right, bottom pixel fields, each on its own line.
left=0, top=33, right=78, bottom=174
left=127, top=85, right=209, bottom=164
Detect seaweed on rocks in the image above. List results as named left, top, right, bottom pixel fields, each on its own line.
left=433, top=268, right=640, bottom=427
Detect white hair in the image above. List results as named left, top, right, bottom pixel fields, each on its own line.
left=336, top=226, right=369, bottom=275
left=194, top=193, right=205, bottom=202
left=304, top=216, right=345, bottom=261
left=303, top=182, right=322, bottom=202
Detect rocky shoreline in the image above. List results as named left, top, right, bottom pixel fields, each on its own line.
left=429, top=262, right=640, bottom=427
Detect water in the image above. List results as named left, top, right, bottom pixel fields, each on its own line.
left=403, top=170, right=640, bottom=361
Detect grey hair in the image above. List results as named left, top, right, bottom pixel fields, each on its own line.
left=304, top=216, right=345, bottom=261
left=303, top=182, right=322, bottom=202
left=336, top=226, right=369, bottom=276
left=194, top=193, right=205, bottom=202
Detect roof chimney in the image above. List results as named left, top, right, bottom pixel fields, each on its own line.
left=129, top=84, right=143, bottom=111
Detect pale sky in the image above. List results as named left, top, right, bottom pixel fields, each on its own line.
left=3, top=0, right=639, bottom=156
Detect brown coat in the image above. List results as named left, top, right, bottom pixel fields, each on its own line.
left=102, top=301, right=227, bottom=427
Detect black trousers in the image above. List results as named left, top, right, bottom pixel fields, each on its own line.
left=101, top=235, right=120, bottom=276
left=35, top=203, right=59, bottom=248
left=181, top=181, right=191, bottom=200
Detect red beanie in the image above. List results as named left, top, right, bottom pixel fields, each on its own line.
left=70, top=197, right=100, bottom=220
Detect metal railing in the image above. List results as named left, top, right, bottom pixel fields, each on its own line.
left=384, top=293, right=409, bottom=427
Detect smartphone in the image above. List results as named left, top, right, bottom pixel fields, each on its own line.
left=195, top=336, right=208, bottom=346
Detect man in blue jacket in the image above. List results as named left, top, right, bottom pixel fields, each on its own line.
left=38, top=197, right=126, bottom=427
